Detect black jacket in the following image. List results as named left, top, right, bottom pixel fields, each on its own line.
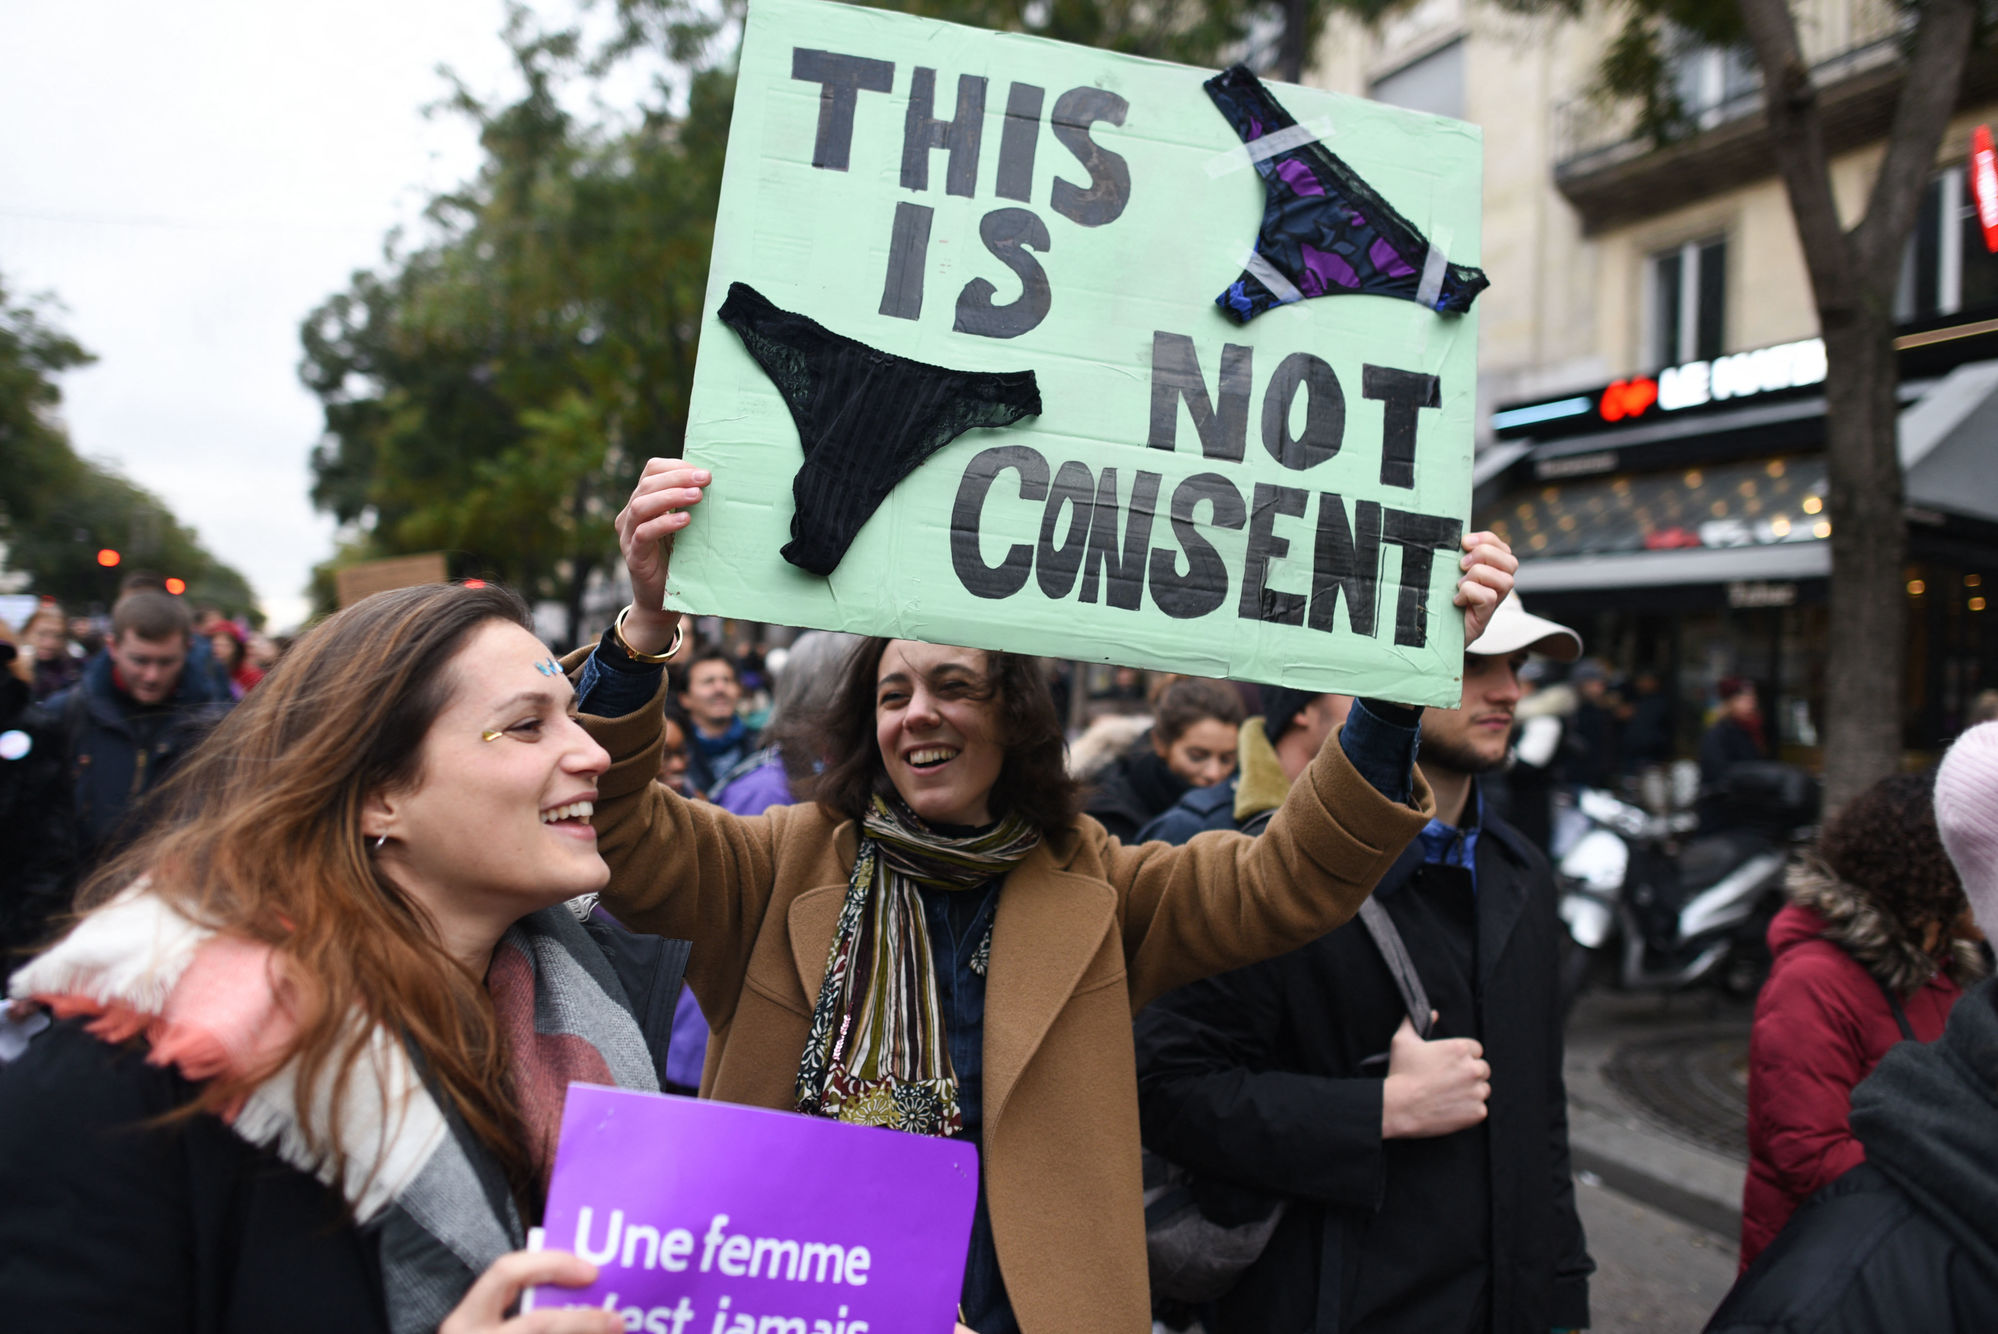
left=0, top=674, right=77, bottom=974
left=0, top=914, right=689, bottom=1333
left=1136, top=799, right=1592, bottom=1334
left=1086, top=741, right=1191, bottom=842
left=1704, top=978, right=1998, bottom=1333
left=46, top=651, right=231, bottom=866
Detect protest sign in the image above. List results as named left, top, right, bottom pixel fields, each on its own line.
left=525, top=1085, right=978, bottom=1333
left=666, top=0, right=1483, bottom=704
left=334, top=552, right=448, bottom=608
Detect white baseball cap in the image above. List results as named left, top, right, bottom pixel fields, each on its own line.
left=1467, top=594, right=1582, bottom=662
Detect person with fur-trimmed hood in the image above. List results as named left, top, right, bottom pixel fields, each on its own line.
left=1705, top=727, right=1998, bottom=1332
left=1738, top=769, right=1985, bottom=1270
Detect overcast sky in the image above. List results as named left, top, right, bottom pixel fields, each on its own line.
left=0, top=0, right=550, bottom=629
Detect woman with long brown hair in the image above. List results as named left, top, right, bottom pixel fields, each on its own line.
left=0, top=582, right=673, bottom=1334
left=563, top=459, right=1518, bottom=1334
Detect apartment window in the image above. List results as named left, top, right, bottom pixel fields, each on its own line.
left=1667, top=39, right=1759, bottom=130
left=1369, top=39, right=1465, bottom=121
left=1649, top=236, right=1728, bottom=367
left=1898, top=166, right=1998, bottom=322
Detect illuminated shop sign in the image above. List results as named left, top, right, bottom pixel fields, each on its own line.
left=1975, top=125, right=1998, bottom=256
left=1493, top=335, right=1829, bottom=435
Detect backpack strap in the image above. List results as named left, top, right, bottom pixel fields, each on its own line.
left=1356, top=898, right=1434, bottom=1040
left=1871, top=972, right=1916, bottom=1042
left=1238, top=806, right=1433, bottom=1039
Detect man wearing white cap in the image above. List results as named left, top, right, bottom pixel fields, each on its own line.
left=1137, top=595, right=1594, bottom=1334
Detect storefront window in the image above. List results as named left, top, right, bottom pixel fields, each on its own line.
left=1479, top=454, right=1825, bottom=561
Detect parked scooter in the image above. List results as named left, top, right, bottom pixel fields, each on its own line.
left=1557, top=762, right=1818, bottom=1010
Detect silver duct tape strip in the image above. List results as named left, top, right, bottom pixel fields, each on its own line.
left=1244, top=250, right=1304, bottom=306
left=1414, top=242, right=1448, bottom=310
left=1204, top=118, right=1336, bottom=178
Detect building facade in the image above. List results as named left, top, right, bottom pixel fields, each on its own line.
left=1304, top=0, right=1998, bottom=765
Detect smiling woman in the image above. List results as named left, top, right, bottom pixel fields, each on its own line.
left=560, top=459, right=1517, bottom=1334
left=0, top=583, right=682, bottom=1334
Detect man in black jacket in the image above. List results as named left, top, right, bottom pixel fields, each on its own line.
left=1703, top=719, right=1998, bottom=1332
left=0, top=637, right=75, bottom=977
left=1136, top=597, right=1594, bottom=1334
left=45, top=592, right=230, bottom=869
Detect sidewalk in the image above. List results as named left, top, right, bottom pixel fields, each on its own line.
left=1564, top=988, right=1754, bottom=1243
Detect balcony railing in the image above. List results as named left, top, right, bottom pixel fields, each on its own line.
left=1552, top=0, right=1910, bottom=180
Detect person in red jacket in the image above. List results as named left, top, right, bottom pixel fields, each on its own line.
left=1739, top=769, right=1986, bottom=1269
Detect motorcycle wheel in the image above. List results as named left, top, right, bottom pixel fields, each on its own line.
left=1720, top=929, right=1774, bottom=1000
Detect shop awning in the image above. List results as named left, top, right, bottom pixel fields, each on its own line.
left=1904, top=359, right=1998, bottom=520
left=1513, top=539, right=1831, bottom=594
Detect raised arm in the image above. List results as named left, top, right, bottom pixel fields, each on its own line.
left=1108, top=531, right=1516, bottom=1007
left=566, top=459, right=798, bottom=1027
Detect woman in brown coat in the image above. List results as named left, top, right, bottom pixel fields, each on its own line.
left=570, top=460, right=1518, bottom=1333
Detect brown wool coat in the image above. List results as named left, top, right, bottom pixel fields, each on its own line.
left=574, top=667, right=1433, bottom=1334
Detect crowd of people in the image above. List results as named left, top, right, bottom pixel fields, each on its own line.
left=0, top=576, right=281, bottom=970
left=0, top=462, right=1995, bottom=1333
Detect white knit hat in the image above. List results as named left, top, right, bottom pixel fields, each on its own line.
left=1934, top=721, right=1998, bottom=936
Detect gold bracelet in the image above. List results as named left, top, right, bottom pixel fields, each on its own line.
left=612, top=605, right=683, bottom=664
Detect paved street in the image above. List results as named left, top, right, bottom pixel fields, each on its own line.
left=1576, top=1173, right=1739, bottom=1333
left=1564, top=987, right=1756, bottom=1332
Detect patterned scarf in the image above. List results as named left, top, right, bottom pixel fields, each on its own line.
left=793, top=794, right=1039, bottom=1136
left=11, top=889, right=658, bottom=1334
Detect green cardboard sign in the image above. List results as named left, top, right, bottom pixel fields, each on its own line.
left=667, top=0, right=1482, bottom=704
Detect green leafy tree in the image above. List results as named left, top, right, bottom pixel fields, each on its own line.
left=0, top=279, right=256, bottom=615
left=302, top=12, right=732, bottom=641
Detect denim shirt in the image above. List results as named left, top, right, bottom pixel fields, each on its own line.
left=1416, top=782, right=1484, bottom=893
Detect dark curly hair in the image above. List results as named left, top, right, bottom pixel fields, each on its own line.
left=806, top=638, right=1081, bottom=836
left=1817, top=770, right=1968, bottom=939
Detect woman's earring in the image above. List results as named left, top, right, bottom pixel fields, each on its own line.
left=370, top=834, right=388, bottom=853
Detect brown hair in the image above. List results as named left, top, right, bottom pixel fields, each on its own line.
left=1152, top=677, right=1246, bottom=747
left=0, top=619, right=28, bottom=686
left=111, top=590, right=192, bottom=643
left=74, top=582, right=545, bottom=1216
left=23, top=603, right=66, bottom=638
left=807, top=639, right=1081, bottom=836
left=1816, top=770, right=1969, bottom=943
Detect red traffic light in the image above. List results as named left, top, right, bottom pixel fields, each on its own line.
left=96, top=548, right=121, bottom=568
left=463, top=578, right=487, bottom=589
left=164, top=577, right=187, bottom=595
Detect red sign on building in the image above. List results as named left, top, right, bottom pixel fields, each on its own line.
left=1974, top=125, right=1998, bottom=256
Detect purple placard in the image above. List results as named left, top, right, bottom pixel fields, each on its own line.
left=526, top=1085, right=978, bottom=1333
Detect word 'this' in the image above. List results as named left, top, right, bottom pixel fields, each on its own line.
left=791, top=48, right=1131, bottom=340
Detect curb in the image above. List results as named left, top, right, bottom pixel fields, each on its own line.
left=1563, top=993, right=1751, bottom=1245
left=1567, top=1102, right=1744, bottom=1242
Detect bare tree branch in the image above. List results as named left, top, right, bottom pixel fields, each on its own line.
left=1735, top=0, right=1856, bottom=317
left=1854, top=0, right=1978, bottom=278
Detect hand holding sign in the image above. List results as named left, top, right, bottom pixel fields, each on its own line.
left=527, top=1088, right=977, bottom=1334
left=1453, top=531, right=1517, bottom=646
left=442, top=1250, right=621, bottom=1334
left=615, top=460, right=712, bottom=653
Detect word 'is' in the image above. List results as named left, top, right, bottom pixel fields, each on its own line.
left=794, top=47, right=1129, bottom=340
